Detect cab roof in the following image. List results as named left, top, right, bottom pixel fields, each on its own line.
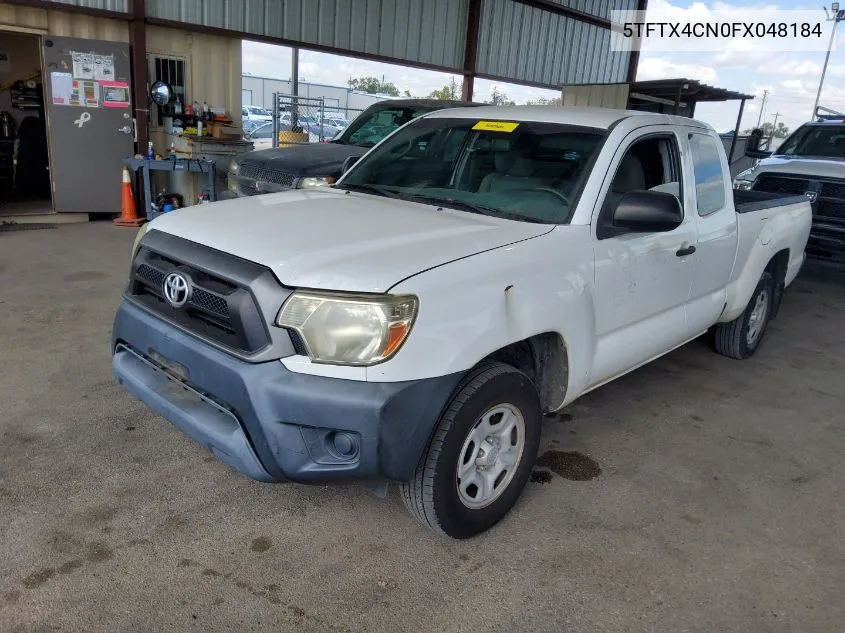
left=423, top=105, right=715, bottom=132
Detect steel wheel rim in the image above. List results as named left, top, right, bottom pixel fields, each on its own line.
left=746, top=288, right=770, bottom=346
left=456, top=403, right=526, bottom=509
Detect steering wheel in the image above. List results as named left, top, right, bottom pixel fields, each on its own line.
left=510, top=187, right=571, bottom=207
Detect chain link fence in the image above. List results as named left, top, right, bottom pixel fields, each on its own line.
left=261, top=94, right=368, bottom=148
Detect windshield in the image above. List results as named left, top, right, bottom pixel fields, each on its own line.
left=777, top=124, right=845, bottom=158
left=337, top=117, right=605, bottom=224
left=339, top=106, right=431, bottom=147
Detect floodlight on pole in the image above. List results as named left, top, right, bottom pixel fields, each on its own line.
left=812, top=5, right=845, bottom=119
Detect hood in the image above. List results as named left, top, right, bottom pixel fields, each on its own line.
left=746, top=155, right=845, bottom=182
left=148, top=188, right=551, bottom=293
left=238, top=143, right=368, bottom=177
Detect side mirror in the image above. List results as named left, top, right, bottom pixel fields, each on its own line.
left=341, top=155, right=360, bottom=175
left=612, top=190, right=683, bottom=233
left=745, top=128, right=772, bottom=159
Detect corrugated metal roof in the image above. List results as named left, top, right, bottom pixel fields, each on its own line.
left=49, top=0, right=129, bottom=12
left=145, top=0, right=468, bottom=69
left=476, top=0, right=630, bottom=86
left=540, top=0, right=639, bottom=21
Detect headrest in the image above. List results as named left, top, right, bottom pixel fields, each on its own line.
left=612, top=154, right=646, bottom=192
left=494, top=147, right=535, bottom=177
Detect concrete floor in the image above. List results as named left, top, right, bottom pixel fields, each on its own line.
left=1, top=223, right=844, bottom=633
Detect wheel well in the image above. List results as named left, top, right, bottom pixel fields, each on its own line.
left=766, top=249, right=789, bottom=319
left=481, top=333, right=568, bottom=413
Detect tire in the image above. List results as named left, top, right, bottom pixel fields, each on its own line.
left=400, top=362, right=542, bottom=539
left=714, top=271, right=775, bottom=360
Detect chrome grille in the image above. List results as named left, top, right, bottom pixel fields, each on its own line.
left=238, top=163, right=296, bottom=187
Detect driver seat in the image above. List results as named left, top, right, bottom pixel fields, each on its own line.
left=477, top=147, right=543, bottom=193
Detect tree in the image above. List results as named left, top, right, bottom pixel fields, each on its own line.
left=485, top=86, right=515, bottom=106
left=525, top=96, right=563, bottom=106
left=403, top=89, right=413, bottom=98
left=743, top=121, right=790, bottom=138
left=348, top=76, right=400, bottom=96
left=427, top=77, right=461, bottom=100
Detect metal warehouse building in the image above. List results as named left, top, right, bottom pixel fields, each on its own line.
left=0, top=0, right=643, bottom=219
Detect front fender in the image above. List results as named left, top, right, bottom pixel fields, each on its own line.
left=369, top=226, right=596, bottom=404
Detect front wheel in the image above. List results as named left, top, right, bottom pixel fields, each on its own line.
left=400, top=362, right=542, bottom=539
left=714, top=271, right=775, bottom=359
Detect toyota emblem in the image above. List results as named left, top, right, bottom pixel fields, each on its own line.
left=805, top=191, right=818, bottom=203
left=163, top=272, right=191, bottom=308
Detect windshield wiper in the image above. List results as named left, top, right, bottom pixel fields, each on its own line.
left=336, top=183, right=403, bottom=199
left=406, top=194, right=547, bottom=224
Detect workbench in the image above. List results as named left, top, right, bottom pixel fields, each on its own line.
left=122, top=157, right=217, bottom=221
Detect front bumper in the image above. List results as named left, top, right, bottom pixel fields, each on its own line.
left=112, top=300, right=463, bottom=484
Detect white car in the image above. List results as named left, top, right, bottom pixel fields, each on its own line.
left=114, top=106, right=812, bottom=538
left=242, top=105, right=273, bottom=122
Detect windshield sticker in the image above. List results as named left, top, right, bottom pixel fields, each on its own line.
left=472, top=121, right=519, bottom=132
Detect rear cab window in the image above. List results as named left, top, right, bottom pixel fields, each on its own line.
left=688, top=133, right=727, bottom=216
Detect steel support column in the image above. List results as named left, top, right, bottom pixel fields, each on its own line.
left=129, top=0, right=148, bottom=153
left=728, top=98, right=746, bottom=165
left=461, top=0, right=481, bottom=101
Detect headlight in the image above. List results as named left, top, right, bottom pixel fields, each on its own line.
left=733, top=169, right=754, bottom=190
left=227, top=160, right=239, bottom=193
left=277, top=291, right=418, bottom=366
left=132, top=222, right=150, bottom=257
left=296, top=176, right=336, bottom=189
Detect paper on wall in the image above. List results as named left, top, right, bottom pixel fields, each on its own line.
left=93, top=54, right=115, bottom=81
left=71, top=52, right=94, bottom=79
left=101, top=81, right=130, bottom=108
left=68, top=80, right=100, bottom=107
left=50, top=71, right=73, bottom=105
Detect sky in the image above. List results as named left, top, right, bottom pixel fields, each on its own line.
left=242, top=0, right=845, bottom=135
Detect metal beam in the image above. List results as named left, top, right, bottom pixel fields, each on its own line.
left=461, top=0, right=482, bottom=101
left=626, top=0, right=649, bottom=82
left=129, top=0, right=148, bottom=154
left=630, top=92, right=685, bottom=107
left=510, top=0, right=611, bottom=29
left=728, top=98, right=746, bottom=165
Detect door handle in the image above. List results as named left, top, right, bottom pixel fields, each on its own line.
left=676, top=245, right=696, bottom=257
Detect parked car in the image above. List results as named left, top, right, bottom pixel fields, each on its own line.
left=225, top=99, right=483, bottom=197
left=322, top=115, right=349, bottom=130
left=733, top=112, right=845, bottom=264
left=242, top=105, right=273, bottom=122
left=115, top=106, right=811, bottom=538
left=241, top=119, right=262, bottom=135
left=243, top=122, right=275, bottom=151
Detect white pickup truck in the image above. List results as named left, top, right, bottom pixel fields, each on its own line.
left=113, top=106, right=812, bottom=538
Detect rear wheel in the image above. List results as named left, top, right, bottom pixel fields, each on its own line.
left=400, top=362, right=542, bottom=539
left=714, top=271, right=775, bottom=359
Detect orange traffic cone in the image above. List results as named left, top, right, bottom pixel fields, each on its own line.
left=113, top=166, right=145, bottom=227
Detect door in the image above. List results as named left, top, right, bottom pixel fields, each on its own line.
left=41, top=36, right=134, bottom=213
left=589, top=128, right=697, bottom=387
left=684, top=131, right=739, bottom=333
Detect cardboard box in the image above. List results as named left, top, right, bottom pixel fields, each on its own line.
left=210, top=123, right=242, bottom=138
